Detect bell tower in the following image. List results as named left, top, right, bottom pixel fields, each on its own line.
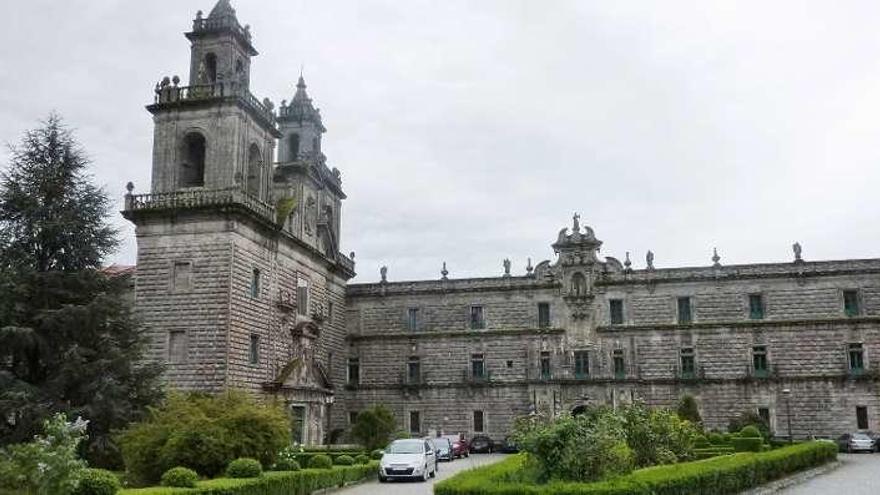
left=146, top=0, right=279, bottom=199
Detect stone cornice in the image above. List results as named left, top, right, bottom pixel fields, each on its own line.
left=596, top=316, right=880, bottom=333
left=347, top=276, right=558, bottom=298
left=346, top=327, right=565, bottom=342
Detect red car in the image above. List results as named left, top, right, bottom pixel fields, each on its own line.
left=442, top=435, right=470, bottom=458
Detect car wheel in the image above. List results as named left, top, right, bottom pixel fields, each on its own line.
left=430, top=465, right=437, bottom=478
left=422, top=465, right=430, bottom=482
left=379, top=475, right=387, bottom=483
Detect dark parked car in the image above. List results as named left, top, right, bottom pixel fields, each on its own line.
left=469, top=435, right=493, bottom=454
left=431, top=437, right=454, bottom=462
left=441, top=435, right=469, bottom=458
left=499, top=436, right=519, bottom=453
left=836, top=432, right=874, bottom=453
left=864, top=431, right=880, bottom=452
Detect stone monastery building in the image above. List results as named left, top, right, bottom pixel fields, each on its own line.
left=123, top=0, right=880, bottom=445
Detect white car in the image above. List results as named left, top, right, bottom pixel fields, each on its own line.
left=378, top=438, right=438, bottom=482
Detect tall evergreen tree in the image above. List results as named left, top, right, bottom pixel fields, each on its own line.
left=0, top=114, right=163, bottom=468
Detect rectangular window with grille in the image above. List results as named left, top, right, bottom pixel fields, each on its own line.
left=470, top=305, right=485, bottom=329
left=297, top=278, right=309, bottom=316
left=407, top=308, right=419, bottom=331
left=856, top=406, right=869, bottom=430
left=168, top=330, right=187, bottom=364
left=540, top=351, right=551, bottom=379
left=753, top=345, right=769, bottom=376
left=610, top=299, right=624, bottom=325
left=849, top=343, right=865, bottom=373
left=250, top=268, right=261, bottom=299
left=407, top=356, right=421, bottom=384
left=473, top=410, right=484, bottom=433
left=677, top=297, right=692, bottom=324
left=538, top=303, right=551, bottom=328
left=613, top=349, right=625, bottom=379
left=471, top=353, right=485, bottom=379
left=680, top=347, right=695, bottom=378
left=410, top=411, right=421, bottom=434
left=248, top=334, right=260, bottom=365
left=749, top=294, right=764, bottom=320
left=574, top=351, right=589, bottom=379
left=844, top=290, right=861, bottom=317
left=347, top=358, right=360, bottom=384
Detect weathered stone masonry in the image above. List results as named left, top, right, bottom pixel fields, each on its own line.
left=124, top=0, right=880, bottom=445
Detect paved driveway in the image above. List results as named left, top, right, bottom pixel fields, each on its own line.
left=778, top=453, right=880, bottom=494
left=336, top=453, right=507, bottom=495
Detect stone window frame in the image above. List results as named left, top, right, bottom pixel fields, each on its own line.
left=248, top=333, right=260, bottom=365
left=169, top=259, right=194, bottom=293
left=751, top=344, right=770, bottom=377
left=406, top=307, right=420, bottom=332
left=842, top=288, right=862, bottom=317
left=471, top=353, right=486, bottom=379
left=756, top=406, right=774, bottom=432
left=472, top=410, right=486, bottom=434
left=675, top=295, right=694, bottom=325
left=855, top=405, right=869, bottom=430
left=407, top=355, right=421, bottom=384
left=408, top=410, right=421, bottom=435
left=612, top=348, right=626, bottom=379
left=847, top=342, right=866, bottom=374
left=573, top=350, right=589, bottom=379
left=347, top=357, right=360, bottom=385
left=609, top=298, right=625, bottom=325
left=250, top=267, right=261, bottom=299
left=469, top=304, right=486, bottom=330
left=537, top=302, right=551, bottom=328
left=296, top=275, right=311, bottom=317
left=167, top=330, right=188, bottom=364
left=747, top=292, right=765, bottom=320
left=679, top=347, right=696, bottom=378
left=539, top=351, right=552, bottom=380
left=348, top=410, right=358, bottom=425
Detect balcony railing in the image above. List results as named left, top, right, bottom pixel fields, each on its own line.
left=400, top=372, right=428, bottom=388
left=124, top=187, right=276, bottom=222
left=463, top=369, right=492, bottom=384
left=192, top=15, right=252, bottom=41
left=152, top=81, right=276, bottom=125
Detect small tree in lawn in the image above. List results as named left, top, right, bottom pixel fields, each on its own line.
left=351, top=405, right=396, bottom=451
left=676, top=395, right=702, bottom=426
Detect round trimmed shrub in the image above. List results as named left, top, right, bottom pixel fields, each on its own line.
left=334, top=454, right=355, bottom=466
left=308, top=454, right=333, bottom=469
left=354, top=454, right=370, bottom=465
left=72, top=468, right=121, bottom=495
left=370, top=449, right=383, bottom=460
left=740, top=425, right=762, bottom=438
left=694, top=435, right=710, bottom=449
left=708, top=433, right=724, bottom=445
left=226, top=457, right=263, bottom=478
left=161, top=467, right=199, bottom=488
left=272, top=458, right=301, bottom=471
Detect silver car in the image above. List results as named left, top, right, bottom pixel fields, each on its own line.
left=837, top=432, right=874, bottom=453
left=379, top=439, right=438, bottom=482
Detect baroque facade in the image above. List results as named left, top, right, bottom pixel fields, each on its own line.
left=123, top=1, right=880, bottom=445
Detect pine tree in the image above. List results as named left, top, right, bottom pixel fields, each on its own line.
left=0, top=114, right=163, bottom=468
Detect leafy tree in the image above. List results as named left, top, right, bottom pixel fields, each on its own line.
left=676, top=395, right=702, bottom=425
left=350, top=405, right=397, bottom=451
left=0, top=114, right=163, bottom=468
left=622, top=403, right=700, bottom=467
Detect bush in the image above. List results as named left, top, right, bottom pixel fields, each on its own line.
left=693, top=436, right=710, bottom=449
left=434, top=441, right=837, bottom=495
left=676, top=395, right=702, bottom=425
left=71, top=468, right=121, bottom=495
left=160, top=467, right=198, bottom=488
left=728, top=411, right=770, bottom=439
left=334, top=455, right=355, bottom=466
left=354, top=454, right=370, bottom=465
left=271, top=458, right=300, bottom=471
left=708, top=433, right=724, bottom=445
left=227, top=458, right=263, bottom=478
left=308, top=454, right=333, bottom=469
left=370, top=449, right=383, bottom=460
left=731, top=437, right=764, bottom=452
left=740, top=426, right=762, bottom=438
left=350, top=406, right=397, bottom=451
left=622, top=404, right=700, bottom=467
left=117, top=392, right=289, bottom=484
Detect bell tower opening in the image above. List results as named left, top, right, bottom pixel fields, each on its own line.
left=289, top=133, right=300, bottom=160
left=204, top=53, right=217, bottom=83
left=179, top=132, right=206, bottom=187
left=246, top=143, right=262, bottom=198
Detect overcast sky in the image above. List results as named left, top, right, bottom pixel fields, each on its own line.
left=2, top=1, right=879, bottom=282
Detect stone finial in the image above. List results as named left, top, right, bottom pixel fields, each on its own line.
left=380, top=266, right=387, bottom=283
left=172, top=75, right=180, bottom=86
left=441, top=261, right=448, bottom=280
left=196, top=10, right=203, bottom=20
left=125, top=182, right=134, bottom=194
left=526, top=257, right=534, bottom=275
left=349, top=251, right=355, bottom=261
left=262, top=97, right=274, bottom=111
left=646, top=250, right=655, bottom=271
left=793, top=242, right=803, bottom=263
left=503, top=258, right=511, bottom=277
left=572, top=212, right=581, bottom=233
left=624, top=251, right=632, bottom=271
left=712, top=247, right=721, bottom=267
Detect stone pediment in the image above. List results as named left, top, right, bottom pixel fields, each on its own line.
left=267, top=355, right=333, bottom=393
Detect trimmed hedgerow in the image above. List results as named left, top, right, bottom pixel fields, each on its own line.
left=434, top=441, right=836, bottom=495
left=354, top=454, right=370, bottom=465
left=119, top=463, right=378, bottom=495
left=271, top=458, right=300, bottom=471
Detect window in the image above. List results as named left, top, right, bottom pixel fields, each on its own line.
left=680, top=347, right=695, bottom=378
left=574, top=351, right=589, bottom=378
left=849, top=343, right=865, bottom=373
left=613, top=349, right=625, bottom=379
left=248, top=334, right=260, bottom=365
left=172, top=261, right=192, bottom=292
left=179, top=132, right=206, bottom=187
left=409, top=411, right=421, bottom=435
left=538, top=303, right=551, bottom=328
left=327, top=301, right=334, bottom=323
left=290, top=406, right=305, bottom=444
left=506, top=360, right=514, bottom=368
left=204, top=53, right=217, bottom=82
left=752, top=345, right=769, bottom=376
left=470, top=305, right=485, bottom=329
left=407, top=356, right=421, bottom=384
left=471, top=353, right=485, bottom=379
left=289, top=133, right=300, bottom=159
left=246, top=143, right=263, bottom=198
left=407, top=308, right=419, bottom=331
left=757, top=407, right=770, bottom=427
left=749, top=294, right=764, bottom=320
left=348, top=411, right=358, bottom=425
left=347, top=358, right=360, bottom=385
left=168, top=330, right=187, bottom=364
left=540, top=351, right=551, bottom=379
left=610, top=299, right=624, bottom=325
left=844, top=290, right=861, bottom=317
left=297, top=278, right=309, bottom=316
left=857, top=406, right=869, bottom=430
left=250, top=268, right=261, bottom=298
left=473, top=410, right=484, bottom=433
left=677, top=297, right=692, bottom=324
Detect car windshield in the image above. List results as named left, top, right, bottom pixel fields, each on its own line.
left=431, top=440, right=449, bottom=451
left=852, top=433, right=871, bottom=440
left=386, top=440, right=424, bottom=454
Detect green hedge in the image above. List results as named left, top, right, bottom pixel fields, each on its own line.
left=434, top=441, right=836, bottom=495
left=694, top=447, right=735, bottom=460
left=120, top=462, right=377, bottom=495
left=289, top=452, right=368, bottom=466
left=731, top=437, right=763, bottom=452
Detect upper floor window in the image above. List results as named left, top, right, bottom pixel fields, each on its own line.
left=347, top=358, right=360, bottom=385
left=471, top=353, right=485, bottom=379
left=250, top=268, right=261, bottom=299
left=409, top=411, right=421, bottom=435
left=856, top=406, right=869, bottom=430
left=752, top=345, right=769, bottom=376
left=470, top=305, right=485, bottom=330
left=540, top=351, right=551, bottom=380
left=172, top=261, right=192, bottom=292
left=248, top=334, right=260, bottom=365
left=609, top=299, right=624, bottom=325
left=289, top=133, right=300, bottom=159
left=538, top=303, right=551, bottom=328
left=407, top=356, right=421, bottom=383
left=680, top=347, right=695, bottom=378
left=297, top=277, right=309, bottom=316
left=613, top=349, right=625, bottom=379
left=179, top=132, right=206, bottom=188
left=843, top=290, right=861, bottom=317
left=849, top=343, right=865, bottom=373
left=168, top=330, right=187, bottom=364
left=348, top=411, right=359, bottom=425
left=407, top=308, right=419, bottom=331
left=473, top=410, right=485, bottom=433
left=574, top=351, right=589, bottom=379
left=677, top=297, right=693, bottom=325
left=749, top=294, right=764, bottom=320
left=204, top=53, right=217, bottom=83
